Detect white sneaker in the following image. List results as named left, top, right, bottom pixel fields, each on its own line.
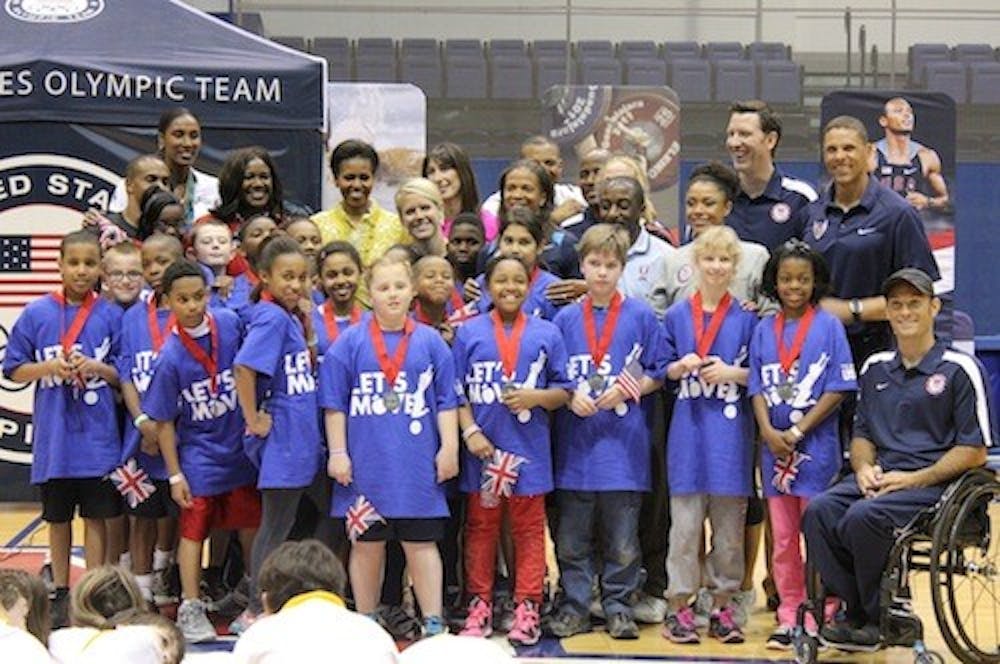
left=692, top=587, right=713, bottom=627
left=730, top=589, right=756, bottom=627
left=151, top=568, right=177, bottom=606
left=177, top=598, right=217, bottom=643
left=632, top=592, right=666, bottom=624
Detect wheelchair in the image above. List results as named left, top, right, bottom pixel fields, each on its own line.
left=793, top=466, right=1000, bottom=664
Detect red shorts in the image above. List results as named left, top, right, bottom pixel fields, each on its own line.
left=178, top=484, right=261, bottom=542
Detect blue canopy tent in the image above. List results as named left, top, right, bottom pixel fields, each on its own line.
left=0, top=0, right=327, bottom=501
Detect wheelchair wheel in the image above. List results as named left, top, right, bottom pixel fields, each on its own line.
left=930, top=480, right=1000, bottom=664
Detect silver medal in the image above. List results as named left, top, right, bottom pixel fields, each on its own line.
left=500, top=380, right=517, bottom=396
left=776, top=381, right=797, bottom=401
left=383, top=391, right=401, bottom=412
left=587, top=373, right=606, bottom=393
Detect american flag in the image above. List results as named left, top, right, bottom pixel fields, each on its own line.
left=345, top=494, right=385, bottom=542
left=0, top=235, right=63, bottom=308
left=109, top=458, right=156, bottom=509
left=615, top=359, right=644, bottom=403
left=772, top=450, right=812, bottom=494
left=480, top=449, right=527, bottom=508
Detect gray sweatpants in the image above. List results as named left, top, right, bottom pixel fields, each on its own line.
left=666, top=494, right=747, bottom=603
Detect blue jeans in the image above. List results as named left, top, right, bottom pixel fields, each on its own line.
left=556, top=490, right=643, bottom=618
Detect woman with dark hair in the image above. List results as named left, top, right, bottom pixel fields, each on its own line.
left=109, top=108, right=219, bottom=228
left=422, top=142, right=494, bottom=240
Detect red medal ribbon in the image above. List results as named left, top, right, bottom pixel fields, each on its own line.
left=490, top=309, right=527, bottom=381
left=324, top=302, right=361, bottom=342
left=245, top=268, right=260, bottom=287
left=774, top=305, right=816, bottom=375
left=370, top=317, right=414, bottom=389
left=52, top=290, right=98, bottom=357
left=691, top=291, right=732, bottom=358
left=147, top=295, right=176, bottom=353
left=176, top=313, right=220, bottom=396
left=582, top=292, right=623, bottom=372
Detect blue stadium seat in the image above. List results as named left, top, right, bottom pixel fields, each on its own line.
left=236, top=12, right=264, bottom=35
left=705, top=41, right=744, bottom=61
left=489, top=39, right=526, bottom=58
left=668, top=58, right=711, bottom=102
left=619, top=40, right=659, bottom=61
left=312, top=37, right=351, bottom=81
left=953, top=43, right=995, bottom=63
left=355, top=54, right=397, bottom=83
left=536, top=56, right=574, bottom=96
left=533, top=40, right=571, bottom=60
left=577, top=40, right=615, bottom=60
left=400, top=54, right=443, bottom=97
left=490, top=55, right=533, bottom=99
left=713, top=59, right=756, bottom=101
left=578, top=57, right=623, bottom=86
left=968, top=61, right=1000, bottom=104
left=924, top=61, right=968, bottom=103
left=272, top=36, right=307, bottom=52
left=758, top=60, right=802, bottom=104
left=357, top=37, right=395, bottom=60
left=747, top=41, right=788, bottom=61
left=624, top=58, right=667, bottom=86
left=445, top=54, right=487, bottom=98
left=401, top=38, right=438, bottom=59
left=908, top=43, right=950, bottom=86
left=445, top=39, right=483, bottom=59
left=664, top=41, right=701, bottom=61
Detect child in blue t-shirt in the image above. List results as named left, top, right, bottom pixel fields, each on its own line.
left=117, top=233, right=184, bottom=603
left=749, top=240, right=857, bottom=647
left=282, top=216, right=325, bottom=305
left=662, top=226, right=758, bottom=646
left=142, top=259, right=259, bottom=643
left=471, top=208, right=561, bottom=320
left=2, top=230, right=123, bottom=625
left=454, top=255, right=570, bottom=646
left=312, top=241, right=364, bottom=362
left=189, top=218, right=252, bottom=323
left=233, top=235, right=330, bottom=631
left=412, top=255, right=476, bottom=345
left=320, top=253, right=460, bottom=637
left=548, top=224, right=669, bottom=640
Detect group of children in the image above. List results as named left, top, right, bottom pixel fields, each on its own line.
left=4, top=145, right=860, bottom=653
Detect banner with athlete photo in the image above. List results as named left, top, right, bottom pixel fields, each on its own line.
left=820, top=92, right=956, bottom=298
left=541, top=85, right=681, bottom=234
left=320, top=83, right=427, bottom=215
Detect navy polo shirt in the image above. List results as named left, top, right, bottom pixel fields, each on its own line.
left=561, top=207, right=600, bottom=242
left=854, top=342, right=994, bottom=474
left=726, top=167, right=817, bottom=251
left=804, top=177, right=939, bottom=335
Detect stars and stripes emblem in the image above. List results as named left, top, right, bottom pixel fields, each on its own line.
left=615, top=359, right=644, bottom=403
left=109, top=458, right=156, bottom=509
left=772, top=450, right=812, bottom=494
left=345, top=494, right=386, bottom=542
left=480, top=448, right=527, bottom=508
left=0, top=234, right=63, bottom=308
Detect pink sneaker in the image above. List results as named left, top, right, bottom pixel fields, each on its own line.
left=507, top=599, right=541, bottom=646
left=459, top=596, right=493, bottom=638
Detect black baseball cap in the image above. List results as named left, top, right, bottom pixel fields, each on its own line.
left=882, top=268, right=934, bottom=297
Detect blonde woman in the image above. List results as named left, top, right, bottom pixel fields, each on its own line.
left=395, top=177, right=448, bottom=259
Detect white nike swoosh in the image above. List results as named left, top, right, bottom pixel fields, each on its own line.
left=857, top=228, right=878, bottom=236
left=875, top=382, right=889, bottom=390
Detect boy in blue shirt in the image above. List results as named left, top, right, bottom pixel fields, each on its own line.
left=143, top=259, right=259, bottom=643
left=3, top=230, right=124, bottom=627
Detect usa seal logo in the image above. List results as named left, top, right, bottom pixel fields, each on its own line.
left=812, top=219, right=828, bottom=240
left=6, top=0, right=103, bottom=23
left=770, top=202, right=791, bottom=223
left=676, top=263, right=693, bottom=284
left=925, top=373, right=947, bottom=396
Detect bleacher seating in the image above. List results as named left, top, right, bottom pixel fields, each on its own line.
left=357, top=38, right=394, bottom=61
left=908, top=43, right=951, bottom=86
left=619, top=40, right=659, bottom=61
left=490, top=55, right=533, bottom=99
left=624, top=58, right=667, bottom=86
left=536, top=56, right=573, bottom=96
left=312, top=37, right=351, bottom=81
left=924, top=60, right=969, bottom=103
left=758, top=60, right=802, bottom=104
left=578, top=57, right=623, bottom=86
left=953, top=43, right=994, bottom=63
left=272, top=36, right=307, bottom=52
left=401, top=38, right=438, bottom=60
left=577, top=40, right=615, bottom=60
left=445, top=39, right=483, bottom=59
left=235, top=12, right=264, bottom=35
left=533, top=40, right=571, bottom=60
left=445, top=54, right=487, bottom=98
left=400, top=54, right=443, bottom=97
left=489, top=39, right=527, bottom=58
left=747, top=41, right=788, bottom=61
left=355, top=54, right=396, bottom=83
left=705, top=41, right=743, bottom=61
left=968, top=61, right=1000, bottom=104
left=668, top=58, right=712, bottom=102
left=663, top=41, right=702, bottom=61
left=713, top=59, right=756, bottom=102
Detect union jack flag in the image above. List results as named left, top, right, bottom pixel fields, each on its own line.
left=772, top=450, right=812, bottom=494
left=109, top=458, right=156, bottom=509
left=615, top=359, right=644, bottom=403
left=480, top=449, right=527, bottom=508
left=345, top=494, right=385, bottom=542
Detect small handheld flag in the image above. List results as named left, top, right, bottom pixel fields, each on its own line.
left=109, top=458, right=156, bottom=509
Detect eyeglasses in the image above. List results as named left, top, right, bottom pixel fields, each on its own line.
left=106, top=270, right=144, bottom=282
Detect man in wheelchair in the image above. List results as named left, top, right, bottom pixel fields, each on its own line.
left=802, top=268, right=994, bottom=652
